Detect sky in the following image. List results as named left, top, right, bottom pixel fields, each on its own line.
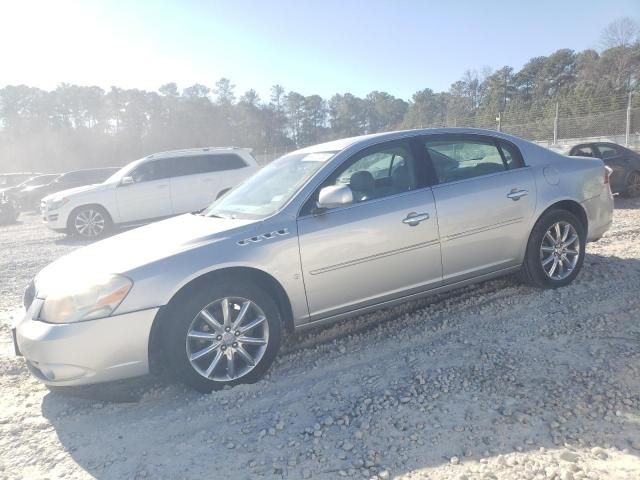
left=1, top=0, right=638, bottom=101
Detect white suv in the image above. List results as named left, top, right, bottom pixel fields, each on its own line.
left=41, top=147, right=259, bottom=238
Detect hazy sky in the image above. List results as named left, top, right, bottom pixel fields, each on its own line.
left=1, top=0, right=638, bottom=100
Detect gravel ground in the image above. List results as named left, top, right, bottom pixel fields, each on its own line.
left=0, top=203, right=639, bottom=480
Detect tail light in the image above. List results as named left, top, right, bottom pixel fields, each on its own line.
left=604, top=166, right=612, bottom=184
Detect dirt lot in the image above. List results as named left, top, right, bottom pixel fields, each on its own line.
left=1, top=202, right=639, bottom=480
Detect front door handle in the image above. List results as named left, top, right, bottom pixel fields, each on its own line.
left=157, top=184, right=169, bottom=189
left=402, top=212, right=430, bottom=226
left=507, top=189, right=528, bottom=201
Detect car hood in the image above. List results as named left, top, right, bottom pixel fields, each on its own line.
left=42, top=182, right=111, bottom=201
left=35, top=214, right=257, bottom=298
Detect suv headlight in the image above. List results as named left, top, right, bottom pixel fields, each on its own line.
left=40, top=274, right=133, bottom=324
left=47, top=197, right=69, bottom=210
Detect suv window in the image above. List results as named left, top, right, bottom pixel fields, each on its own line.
left=596, top=145, right=619, bottom=159
left=131, top=162, right=160, bottom=183
left=157, top=153, right=247, bottom=178
left=323, top=142, right=418, bottom=204
left=425, top=137, right=508, bottom=183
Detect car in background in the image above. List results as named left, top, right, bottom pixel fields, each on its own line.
left=568, top=142, right=640, bottom=197
left=17, top=128, right=613, bottom=392
left=32, top=168, right=120, bottom=212
left=41, top=147, right=259, bottom=239
left=0, top=173, right=42, bottom=193
left=4, top=174, right=61, bottom=211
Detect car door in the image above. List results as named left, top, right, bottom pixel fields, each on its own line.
left=115, top=160, right=173, bottom=223
left=297, top=139, right=443, bottom=320
left=424, top=134, right=536, bottom=283
left=593, top=144, right=627, bottom=192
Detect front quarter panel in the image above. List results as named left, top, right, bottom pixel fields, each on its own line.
left=115, top=215, right=310, bottom=325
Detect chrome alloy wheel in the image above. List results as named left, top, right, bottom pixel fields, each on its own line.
left=74, top=209, right=105, bottom=238
left=186, top=297, right=269, bottom=381
left=540, top=221, right=580, bottom=281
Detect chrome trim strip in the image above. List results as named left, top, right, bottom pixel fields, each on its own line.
left=308, top=239, right=440, bottom=275
left=442, top=217, right=522, bottom=242
left=296, top=265, right=520, bottom=330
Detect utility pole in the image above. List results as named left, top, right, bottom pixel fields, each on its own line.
left=553, top=102, right=559, bottom=145
left=496, top=112, right=501, bottom=132
left=626, top=91, right=632, bottom=147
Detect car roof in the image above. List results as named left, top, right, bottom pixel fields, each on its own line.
left=146, top=147, right=253, bottom=159
left=62, top=167, right=119, bottom=175
left=294, top=127, right=527, bottom=154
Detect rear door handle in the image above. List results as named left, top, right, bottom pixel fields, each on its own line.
left=157, top=184, right=169, bottom=189
left=507, top=189, right=528, bottom=201
left=402, top=212, right=430, bottom=226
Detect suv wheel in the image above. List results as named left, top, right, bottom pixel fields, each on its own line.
left=163, top=279, right=283, bottom=393
left=69, top=206, right=111, bottom=239
left=519, top=209, right=586, bottom=288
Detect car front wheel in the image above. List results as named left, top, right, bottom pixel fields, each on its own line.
left=163, top=279, right=283, bottom=393
left=519, top=209, right=586, bottom=289
left=68, top=205, right=111, bottom=239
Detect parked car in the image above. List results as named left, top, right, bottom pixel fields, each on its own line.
left=41, top=148, right=258, bottom=239
left=568, top=142, right=640, bottom=197
left=0, top=193, right=20, bottom=224
left=4, top=174, right=60, bottom=211
left=32, top=168, right=119, bottom=213
left=0, top=172, right=42, bottom=193
left=15, top=128, right=613, bottom=392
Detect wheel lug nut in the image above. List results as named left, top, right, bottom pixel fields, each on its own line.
left=225, top=327, right=230, bottom=332
left=221, top=345, right=226, bottom=351
left=232, top=342, right=238, bottom=348
left=235, top=331, right=240, bottom=336
left=217, top=335, right=222, bottom=340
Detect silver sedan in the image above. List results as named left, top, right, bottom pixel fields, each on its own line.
left=15, top=128, right=614, bottom=392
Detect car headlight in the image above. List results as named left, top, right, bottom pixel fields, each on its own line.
left=47, top=197, right=69, bottom=210
left=40, top=274, right=133, bottom=324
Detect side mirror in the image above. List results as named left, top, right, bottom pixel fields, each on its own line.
left=120, top=176, right=134, bottom=186
left=316, top=184, right=353, bottom=210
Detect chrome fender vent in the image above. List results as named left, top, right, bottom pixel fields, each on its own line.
left=237, top=228, right=289, bottom=246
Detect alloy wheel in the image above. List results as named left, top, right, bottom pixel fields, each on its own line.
left=74, top=209, right=105, bottom=238
left=539, top=221, right=580, bottom=281
left=186, top=297, right=269, bottom=382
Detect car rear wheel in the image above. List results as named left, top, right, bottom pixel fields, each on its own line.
left=623, top=171, right=640, bottom=197
left=519, top=209, right=586, bottom=289
left=163, top=279, right=283, bottom=393
left=68, top=205, right=112, bottom=239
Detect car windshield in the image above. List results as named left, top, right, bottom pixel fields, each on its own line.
left=203, top=151, right=336, bottom=219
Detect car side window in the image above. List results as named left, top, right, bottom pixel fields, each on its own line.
left=596, top=145, right=618, bottom=159
left=327, top=143, right=418, bottom=203
left=131, top=162, right=159, bottom=183
left=425, top=137, right=507, bottom=184
left=572, top=146, right=595, bottom=157
left=203, top=154, right=247, bottom=172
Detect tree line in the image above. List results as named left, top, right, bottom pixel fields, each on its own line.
left=1, top=18, right=638, bottom=172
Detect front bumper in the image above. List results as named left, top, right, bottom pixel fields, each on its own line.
left=41, top=203, right=69, bottom=231
left=15, top=298, right=158, bottom=386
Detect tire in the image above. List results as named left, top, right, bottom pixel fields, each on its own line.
left=67, top=205, right=112, bottom=240
left=622, top=171, right=640, bottom=198
left=519, top=209, right=586, bottom=289
left=162, top=279, right=283, bottom=393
